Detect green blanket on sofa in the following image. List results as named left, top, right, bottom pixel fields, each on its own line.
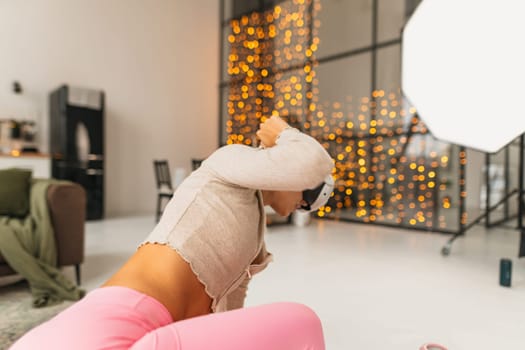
left=0, top=179, right=85, bottom=307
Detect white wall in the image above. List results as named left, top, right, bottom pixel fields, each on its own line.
left=0, top=0, right=219, bottom=217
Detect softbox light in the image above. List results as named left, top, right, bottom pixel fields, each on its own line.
left=402, top=0, right=525, bottom=153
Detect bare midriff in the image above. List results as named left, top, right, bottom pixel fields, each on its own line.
left=102, top=243, right=212, bottom=322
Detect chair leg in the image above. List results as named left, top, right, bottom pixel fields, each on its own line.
left=75, top=264, right=81, bottom=286
left=156, top=196, right=161, bottom=222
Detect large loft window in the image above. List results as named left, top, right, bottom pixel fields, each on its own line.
left=218, top=0, right=474, bottom=233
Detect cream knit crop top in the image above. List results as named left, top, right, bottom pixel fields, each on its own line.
left=141, top=128, right=333, bottom=312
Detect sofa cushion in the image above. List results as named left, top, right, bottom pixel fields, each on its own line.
left=0, top=168, right=32, bottom=217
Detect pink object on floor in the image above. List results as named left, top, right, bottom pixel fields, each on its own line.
left=420, top=343, right=448, bottom=350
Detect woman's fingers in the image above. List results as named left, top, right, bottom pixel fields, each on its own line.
left=256, top=129, right=274, bottom=148
left=256, top=116, right=291, bottom=148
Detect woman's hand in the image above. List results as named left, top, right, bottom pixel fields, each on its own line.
left=256, top=116, right=290, bottom=148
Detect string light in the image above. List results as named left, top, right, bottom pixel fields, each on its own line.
left=223, top=0, right=461, bottom=230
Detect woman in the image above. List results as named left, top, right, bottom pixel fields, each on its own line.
left=10, top=116, right=333, bottom=349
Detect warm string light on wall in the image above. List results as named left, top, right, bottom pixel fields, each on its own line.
left=225, top=0, right=459, bottom=229
left=226, top=0, right=319, bottom=145
left=310, top=90, right=455, bottom=229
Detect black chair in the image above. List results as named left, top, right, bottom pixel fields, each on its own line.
left=153, top=160, right=174, bottom=222
left=191, top=158, right=204, bottom=171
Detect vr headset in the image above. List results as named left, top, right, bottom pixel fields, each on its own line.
left=298, top=175, right=334, bottom=213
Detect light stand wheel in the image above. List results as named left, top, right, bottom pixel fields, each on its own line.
left=441, top=243, right=451, bottom=256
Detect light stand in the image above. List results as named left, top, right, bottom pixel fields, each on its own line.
left=440, top=136, right=525, bottom=257
left=402, top=0, right=525, bottom=286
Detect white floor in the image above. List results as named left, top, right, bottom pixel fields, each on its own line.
left=63, top=215, right=525, bottom=350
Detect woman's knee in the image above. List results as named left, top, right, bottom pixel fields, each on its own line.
left=278, top=302, right=322, bottom=323
left=277, top=302, right=325, bottom=349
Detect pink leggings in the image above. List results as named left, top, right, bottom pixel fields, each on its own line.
left=10, top=286, right=325, bottom=350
